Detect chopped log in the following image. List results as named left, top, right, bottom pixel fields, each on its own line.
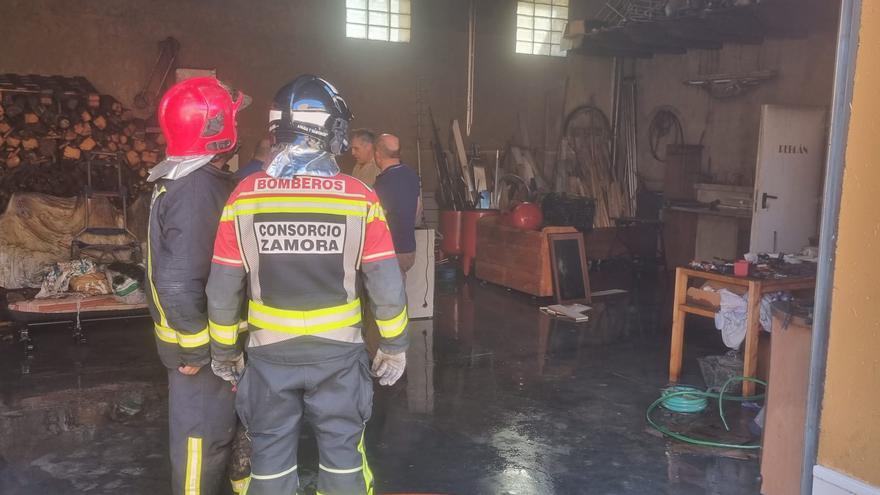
left=0, top=121, right=11, bottom=135
left=141, top=150, right=159, bottom=164
left=64, top=130, right=77, bottom=141
left=155, top=133, right=166, bottom=146
left=123, top=123, right=137, bottom=137
left=111, top=101, right=123, bottom=114
left=63, top=146, right=82, bottom=160
left=6, top=153, right=22, bottom=168
left=74, top=122, right=91, bottom=136
left=6, top=136, right=21, bottom=148
left=107, top=142, right=119, bottom=152
left=87, top=93, right=101, bottom=108
left=125, top=150, right=140, bottom=167
left=119, top=134, right=128, bottom=144
left=21, top=138, right=39, bottom=151
left=79, top=137, right=97, bottom=151
left=80, top=110, right=92, bottom=122
left=93, top=115, right=107, bottom=130
left=133, top=139, right=147, bottom=152
left=58, top=116, right=71, bottom=129
left=24, top=113, right=39, bottom=125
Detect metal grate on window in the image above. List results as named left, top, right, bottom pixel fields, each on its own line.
left=346, top=0, right=411, bottom=43
left=515, top=0, right=569, bottom=57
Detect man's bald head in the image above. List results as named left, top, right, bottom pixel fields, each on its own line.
left=374, top=133, right=401, bottom=170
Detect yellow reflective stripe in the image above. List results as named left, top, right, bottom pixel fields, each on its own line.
left=155, top=324, right=209, bottom=348
left=248, top=313, right=362, bottom=335
left=376, top=307, right=408, bottom=339
left=233, top=206, right=366, bottom=217
left=359, top=430, right=375, bottom=495
left=147, top=188, right=168, bottom=328
left=234, top=196, right=367, bottom=207
left=231, top=476, right=249, bottom=494
left=177, top=326, right=210, bottom=348
left=250, top=464, right=297, bottom=480
left=319, top=463, right=363, bottom=474
left=220, top=205, right=235, bottom=222
left=367, top=203, right=387, bottom=223
left=154, top=323, right=178, bottom=344
left=209, top=320, right=238, bottom=346
left=251, top=298, right=361, bottom=319
left=185, top=437, right=202, bottom=495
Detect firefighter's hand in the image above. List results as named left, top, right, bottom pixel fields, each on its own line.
left=178, top=365, right=202, bottom=375
left=211, top=354, right=245, bottom=383
left=371, top=349, right=406, bottom=386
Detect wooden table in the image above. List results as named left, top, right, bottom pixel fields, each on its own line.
left=669, top=266, right=816, bottom=396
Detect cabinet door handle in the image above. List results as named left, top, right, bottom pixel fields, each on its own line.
left=761, top=193, right=779, bottom=209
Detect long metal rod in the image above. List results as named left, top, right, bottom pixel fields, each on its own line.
left=800, top=1, right=862, bottom=493
left=465, top=0, right=476, bottom=136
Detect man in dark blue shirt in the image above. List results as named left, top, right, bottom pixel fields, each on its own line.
left=373, top=134, right=420, bottom=273
left=233, top=138, right=271, bottom=181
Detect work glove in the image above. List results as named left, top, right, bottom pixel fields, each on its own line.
left=211, top=354, right=245, bottom=384
left=371, top=349, right=406, bottom=386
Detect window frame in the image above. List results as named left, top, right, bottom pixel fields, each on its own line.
left=515, top=0, right=570, bottom=57
left=345, top=0, right=412, bottom=44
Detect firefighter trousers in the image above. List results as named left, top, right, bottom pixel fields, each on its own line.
left=168, top=366, right=239, bottom=495
left=236, top=349, right=375, bottom=495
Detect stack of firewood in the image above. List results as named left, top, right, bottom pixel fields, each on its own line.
left=0, top=83, right=165, bottom=211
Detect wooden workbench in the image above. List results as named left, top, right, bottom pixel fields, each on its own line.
left=669, top=266, right=816, bottom=396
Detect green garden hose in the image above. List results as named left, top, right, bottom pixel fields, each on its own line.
left=646, top=376, right=768, bottom=450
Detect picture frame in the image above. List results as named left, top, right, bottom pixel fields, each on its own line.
left=548, top=233, right=592, bottom=305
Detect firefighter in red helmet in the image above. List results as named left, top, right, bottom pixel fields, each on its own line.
left=145, top=76, right=250, bottom=494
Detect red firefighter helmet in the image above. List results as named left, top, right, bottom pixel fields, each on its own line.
left=509, top=202, right=544, bottom=230
left=157, top=77, right=247, bottom=157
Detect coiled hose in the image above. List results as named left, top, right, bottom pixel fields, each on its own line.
left=646, top=376, right=768, bottom=450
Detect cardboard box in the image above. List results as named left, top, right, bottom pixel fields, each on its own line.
left=686, top=282, right=748, bottom=311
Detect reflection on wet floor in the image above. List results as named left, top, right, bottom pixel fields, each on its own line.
left=0, top=277, right=760, bottom=494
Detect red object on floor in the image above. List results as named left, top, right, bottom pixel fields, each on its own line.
left=439, top=210, right=464, bottom=256
left=509, top=202, right=543, bottom=230
left=461, top=209, right=499, bottom=276
left=734, top=260, right=751, bottom=277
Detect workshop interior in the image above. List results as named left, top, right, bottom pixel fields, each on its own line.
left=0, top=1, right=877, bottom=494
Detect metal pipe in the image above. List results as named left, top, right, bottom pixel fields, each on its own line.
left=465, top=0, right=476, bottom=136
left=800, top=1, right=862, bottom=493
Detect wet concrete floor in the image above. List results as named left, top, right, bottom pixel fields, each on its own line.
left=0, top=277, right=760, bottom=494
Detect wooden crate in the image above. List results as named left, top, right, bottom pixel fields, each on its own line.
left=475, top=219, right=576, bottom=297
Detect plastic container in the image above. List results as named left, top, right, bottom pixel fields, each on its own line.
left=439, top=210, right=463, bottom=256
left=461, top=209, right=499, bottom=276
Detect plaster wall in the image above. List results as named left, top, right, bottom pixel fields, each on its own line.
left=635, top=33, right=837, bottom=190
left=1, top=0, right=611, bottom=189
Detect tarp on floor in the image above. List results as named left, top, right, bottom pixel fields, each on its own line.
left=0, top=193, right=148, bottom=289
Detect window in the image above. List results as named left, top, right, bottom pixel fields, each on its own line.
left=346, top=0, right=411, bottom=43
left=515, top=0, right=569, bottom=57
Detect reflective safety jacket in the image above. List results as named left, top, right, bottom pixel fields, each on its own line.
left=145, top=165, right=234, bottom=369
left=206, top=172, right=409, bottom=364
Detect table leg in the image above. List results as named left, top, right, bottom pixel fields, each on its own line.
left=743, top=281, right=762, bottom=397
left=669, top=268, right=688, bottom=384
